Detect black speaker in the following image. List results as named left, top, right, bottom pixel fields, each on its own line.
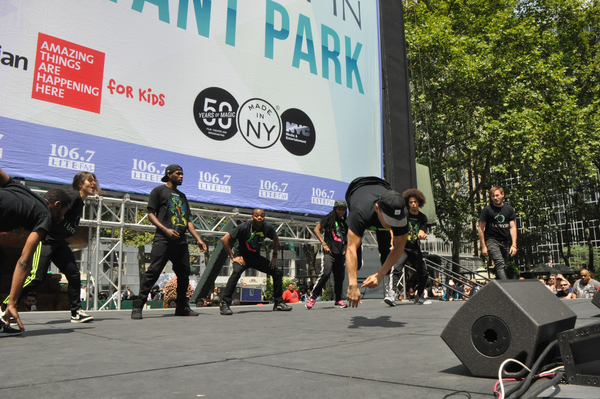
left=558, top=322, right=600, bottom=386
left=441, top=280, right=577, bottom=378
left=592, top=289, right=600, bottom=310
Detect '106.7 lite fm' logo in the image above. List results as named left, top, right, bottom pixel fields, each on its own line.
left=193, top=87, right=315, bottom=156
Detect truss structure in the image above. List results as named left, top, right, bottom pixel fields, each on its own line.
left=25, top=186, right=389, bottom=311
left=72, top=194, right=381, bottom=310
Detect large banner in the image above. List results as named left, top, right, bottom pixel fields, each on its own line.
left=0, top=0, right=383, bottom=215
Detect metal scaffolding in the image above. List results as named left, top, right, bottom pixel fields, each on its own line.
left=26, top=185, right=385, bottom=311
left=74, top=194, right=381, bottom=310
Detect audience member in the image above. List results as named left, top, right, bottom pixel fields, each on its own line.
left=282, top=283, right=300, bottom=303
left=431, top=279, right=444, bottom=300
left=462, top=284, right=472, bottom=300
left=122, top=286, right=133, bottom=300
left=24, top=292, right=37, bottom=312
left=546, top=274, right=557, bottom=294
left=556, top=280, right=574, bottom=299
left=572, top=269, right=600, bottom=299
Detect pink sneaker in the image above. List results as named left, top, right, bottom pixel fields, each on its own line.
left=334, top=300, right=348, bottom=308
left=305, top=297, right=316, bottom=309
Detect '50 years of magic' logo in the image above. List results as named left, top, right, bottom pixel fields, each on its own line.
left=193, top=87, right=315, bottom=156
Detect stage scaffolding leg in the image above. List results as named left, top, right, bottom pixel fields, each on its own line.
left=191, top=221, right=235, bottom=303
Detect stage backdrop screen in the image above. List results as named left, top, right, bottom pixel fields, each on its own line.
left=0, top=0, right=383, bottom=214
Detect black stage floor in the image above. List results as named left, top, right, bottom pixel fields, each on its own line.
left=2, top=298, right=600, bottom=399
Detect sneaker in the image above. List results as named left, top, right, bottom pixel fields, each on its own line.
left=131, top=307, right=143, bottom=320
left=384, top=295, right=397, bottom=307
left=175, top=307, right=199, bottom=316
left=131, top=299, right=144, bottom=320
left=0, top=318, right=21, bottom=337
left=71, top=310, right=94, bottom=323
left=0, top=303, right=16, bottom=324
left=273, top=301, right=292, bottom=311
left=220, top=302, right=233, bottom=316
left=414, top=295, right=432, bottom=305
left=305, top=297, right=316, bottom=309
left=334, top=300, right=348, bottom=308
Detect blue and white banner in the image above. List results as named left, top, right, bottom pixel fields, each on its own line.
left=0, top=0, right=383, bottom=215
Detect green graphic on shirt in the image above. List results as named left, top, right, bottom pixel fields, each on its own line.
left=169, top=195, right=187, bottom=228
left=245, top=231, right=265, bottom=253
left=407, top=220, right=419, bottom=243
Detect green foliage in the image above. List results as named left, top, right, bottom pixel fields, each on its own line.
left=282, top=277, right=295, bottom=290
left=406, top=0, right=600, bottom=268
left=565, top=245, right=600, bottom=270
left=320, top=285, right=334, bottom=301
left=264, top=277, right=273, bottom=301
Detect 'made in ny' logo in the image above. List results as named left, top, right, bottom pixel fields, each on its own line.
left=237, top=99, right=281, bottom=149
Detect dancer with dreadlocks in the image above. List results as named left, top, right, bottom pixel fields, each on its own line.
left=306, top=200, right=348, bottom=309
left=384, top=188, right=431, bottom=306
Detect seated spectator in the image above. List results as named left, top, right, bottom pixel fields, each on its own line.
left=167, top=298, right=177, bottom=308
left=555, top=274, right=566, bottom=292
left=454, top=279, right=466, bottom=299
left=441, top=280, right=457, bottom=301
left=24, top=292, right=38, bottom=312
left=210, top=286, right=219, bottom=301
left=301, top=288, right=312, bottom=302
left=282, top=283, right=300, bottom=303
left=462, top=284, right=472, bottom=300
left=546, top=274, right=557, bottom=294
left=407, top=287, right=416, bottom=300
left=431, top=279, right=444, bottom=300
left=556, top=280, right=574, bottom=299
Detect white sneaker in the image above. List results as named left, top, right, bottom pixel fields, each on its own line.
left=414, top=295, right=432, bottom=305
left=384, top=294, right=396, bottom=307
left=71, top=310, right=94, bottom=323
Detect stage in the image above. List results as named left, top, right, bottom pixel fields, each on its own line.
left=2, top=298, right=599, bottom=399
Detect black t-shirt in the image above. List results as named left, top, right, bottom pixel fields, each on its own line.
left=0, top=178, right=52, bottom=233
left=322, top=219, right=347, bottom=255
left=148, top=185, right=192, bottom=243
left=405, top=211, right=427, bottom=253
left=346, top=182, right=408, bottom=238
left=480, top=203, right=516, bottom=243
left=47, top=191, right=83, bottom=242
left=229, top=220, right=276, bottom=259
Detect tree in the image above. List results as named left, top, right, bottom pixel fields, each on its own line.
left=405, top=0, right=600, bottom=271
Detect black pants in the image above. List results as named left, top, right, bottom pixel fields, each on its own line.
left=311, top=253, right=345, bottom=302
left=389, top=250, right=429, bottom=297
left=2, top=240, right=81, bottom=312
left=139, top=239, right=190, bottom=309
left=223, top=256, right=283, bottom=305
left=486, top=238, right=509, bottom=280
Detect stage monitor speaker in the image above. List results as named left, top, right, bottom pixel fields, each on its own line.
left=441, top=279, right=577, bottom=378
left=592, top=289, right=600, bottom=310
left=558, top=322, right=600, bottom=386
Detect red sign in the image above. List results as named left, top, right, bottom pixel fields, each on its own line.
left=31, top=33, right=105, bottom=113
